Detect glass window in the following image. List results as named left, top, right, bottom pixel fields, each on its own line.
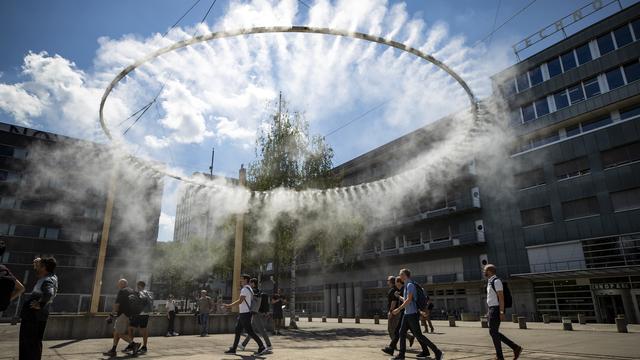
left=521, top=206, right=553, bottom=226
left=534, top=97, right=550, bottom=117
left=0, top=170, right=7, bottom=182
left=13, top=225, right=41, bottom=238
left=522, top=103, right=536, bottom=122
left=561, top=51, right=577, bottom=71
left=44, top=227, right=60, bottom=240
left=602, top=142, right=640, bottom=168
left=614, top=25, right=633, bottom=48
left=620, top=104, right=640, bottom=120
left=529, top=67, right=543, bottom=86
left=566, top=124, right=581, bottom=137
left=568, top=84, right=585, bottom=104
left=0, top=197, right=15, bottom=209
left=575, top=43, right=592, bottom=65
left=0, top=145, right=14, bottom=157
left=624, top=61, right=640, bottom=83
left=0, top=223, right=8, bottom=236
left=562, top=197, right=600, bottom=220
left=430, top=224, right=450, bottom=241
left=606, top=67, right=625, bottom=90
left=501, top=80, right=517, bottom=97
left=531, top=132, right=559, bottom=148
left=597, top=33, right=615, bottom=55
left=611, top=187, right=640, bottom=212
left=20, top=200, right=47, bottom=212
left=516, top=72, right=530, bottom=92
left=583, top=77, right=601, bottom=99
left=555, top=156, right=590, bottom=180
left=515, top=168, right=545, bottom=189
left=632, top=19, right=640, bottom=40
left=547, top=57, right=563, bottom=78
left=554, top=90, right=570, bottom=110
left=581, top=116, right=612, bottom=132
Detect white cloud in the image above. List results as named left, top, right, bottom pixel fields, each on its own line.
left=144, top=135, right=171, bottom=149
left=0, top=83, right=43, bottom=125
left=157, top=211, right=176, bottom=242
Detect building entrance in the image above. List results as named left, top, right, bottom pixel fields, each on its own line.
left=596, top=294, right=625, bottom=323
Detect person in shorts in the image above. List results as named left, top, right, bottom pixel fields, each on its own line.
left=103, top=279, right=140, bottom=357
left=127, top=281, right=152, bottom=354
left=271, top=288, right=286, bottom=335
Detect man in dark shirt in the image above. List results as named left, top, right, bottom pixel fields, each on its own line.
left=103, top=279, right=140, bottom=356
left=383, top=276, right=414, bottom=354
left=19, top=257, right=58, bottom=360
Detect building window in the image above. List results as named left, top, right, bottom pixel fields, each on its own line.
left=521, top=103, right=536, bottom=122
left=534, top=97, right=549, bottom=117
left=0, top=197, right=15, bottom=209
left=554, top=89, right=570, bottom=110
left=611, top=188, right=640, bottom=212
left=382, top=237, right=396, bottom=250
left=613, top=24, right=633, bottom=48
left=568, top=84, right=585, bottom=104
left=0, top=145, right=14, bottom=157
left=405, top=232, right=421, bottom=247
left=516, top=72, right=530, bottom=92
left=633, top=19, right=640, bottom=40
left=547, top=57, right=563, bottom=78
left=521, top=206, right=553, bottom=227
left=0, top=170, right=8, bottom=182
left=529, top=66, right=543, bottom=86
left=620, top=104, right=640, bottom=120
left=602, top=141, right=640, bottom=168
left=0, top=223, right=8, bottom=236
left=605, top=67, right=625, bottom=90
left=581, top=116, right=612, bottom=132
left=44, top=227, right=60, bottom=240
left=12, top=225, right=41, bottom=238
left=20, top=199, right=47, bottom=212
left=515, top=168, right=545, bottom=190
left=623, top=61, right=640, bottom=84
left=566, top=124, right=581, bottom=137
left=575, top=43, right=592, bottom=65
left=561, top=50, right=577, bottom=72
left=430, top=224, right=450, bottom=242
left=597, top=32, right=615, bottom=55
left=554, top=156, right=590, bottom=180
left=562, top=197, right=600, bottom=220
left=583, top=77, right=601, bottom=98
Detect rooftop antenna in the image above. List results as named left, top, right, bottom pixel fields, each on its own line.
left=209, top=147, right=215, bottom=177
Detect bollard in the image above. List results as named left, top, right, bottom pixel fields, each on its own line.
left=518, top=317, right=527, bottom=329
left=308, top=315, right=312, bottom=322
left=578, top=313, right=586, bottom=325
left=448, top=315, right=456, bottom=327
left=481, top=316, right=488, bottom=328
left=542, top=314, right=550, bottom=324
left=295, top=316, right=300, bottom=322
left=374, top=315, right=380, bottom=325
left=322, top=316, right=327, bottom=323
left=512, top=314, right=518, bottom=323
left=615, top=315, right=628, bottom=333
left=562, top=317, right=573, bottom=331
left=355, top=316, right=360, bottom=324
left=338, top=316, right=343, bottom=323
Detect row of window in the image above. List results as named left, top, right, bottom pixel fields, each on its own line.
left=516, top=140, right=640, bottom=190
left=520, top=187, right=640, bottom=226
left=0, top=196, right=102, bottom=218
left=517, top=102, right=640, bottom=154
left=507, top=18, right=640, bottom=94
left=367, top=223, right=472, bottom=251
left=0, top=169, right=21, bottom=182
left=519, top=60, right=640, bottom=123
left=0, top=144, right=28, bottom=159
left=0, top=223, right=60, bottom=240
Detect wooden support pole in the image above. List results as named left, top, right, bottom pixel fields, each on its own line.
left=90, top=166, right=118, bottom=314
left=231, top=165, right=247, bottom=312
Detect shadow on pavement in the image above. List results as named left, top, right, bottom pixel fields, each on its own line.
left=279, top=327, right=387, bottom=340
left=49, top=339, right=85, bottom=349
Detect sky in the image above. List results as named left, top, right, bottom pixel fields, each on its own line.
left=1, top=0, right=637, bottom=242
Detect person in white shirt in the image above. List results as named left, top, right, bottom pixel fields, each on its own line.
left=484, top=264, right=522, bottom=360
left=165, top=294, right=179, bottom=337
left=222, top=274, right=266, bottom=356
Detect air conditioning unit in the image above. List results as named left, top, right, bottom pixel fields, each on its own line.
left=468, top=159, right=477, bottom=175
left=475, top=220, right=485, bottom=242
left=471, top=187, right=481, bottom=208
left=479, top=253, right=489, bottom=267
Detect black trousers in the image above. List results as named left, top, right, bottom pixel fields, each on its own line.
left=488, top=306, right=519, bottom=360
left=388, top=313, right=414, bottom=349
left=398, top=313, right=440, bottom=357
left=167, top=311, right=176, bottom=333
left=232, top=313, right=264, bottom=350
left=19, top=318, right=47, bottom=360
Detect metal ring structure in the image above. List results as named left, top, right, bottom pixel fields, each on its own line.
left=99, top=26, right=479, bottom=191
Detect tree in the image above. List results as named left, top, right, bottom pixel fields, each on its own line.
left=247, top=92, right=337, bottom=328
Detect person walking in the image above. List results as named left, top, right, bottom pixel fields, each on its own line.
left=102, top=279, right=141, bottom=357
left=382, top=277, right=415, bottom=354
left=127, top=281, right=153, bottom=354
left=389, top=269, right=444, bottom=360
left=484, top=264, right=523, bottom=360
left=197, top=290, right=213, bottom=337
left=239, top=278, right=272, bottom=352
left=165, top=294, right=179, bottom=337
left=271, top=288, right=286, bottom=335
left=223, top=274, right=267, bottom=356
left=18, top=257, right=57, bottom=360
left=422, top=298, right=435, bottom=333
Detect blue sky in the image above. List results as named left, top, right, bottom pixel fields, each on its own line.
left=1, top=0, right=636, bottom=242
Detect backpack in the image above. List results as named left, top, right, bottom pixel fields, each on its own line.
left=0, top=265, right=16, bottom=312
left=411, top=280, right=428, bottom=312
left=128, top=289, right=151, bottom=316
left=140, top=290, right=154, bottom=313
left=490, top=277, right=513, bottom=309
left=259, top=293, right=270, bottom=313
left=249, top=289, right=262, bottom=313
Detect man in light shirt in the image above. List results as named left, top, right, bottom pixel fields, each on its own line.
left=484, top=264, right=523, bottom=360
left=223, top=274, right=267, bottom=356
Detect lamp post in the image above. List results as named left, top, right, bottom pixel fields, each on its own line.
left=231, top=165, right=247, bottom=312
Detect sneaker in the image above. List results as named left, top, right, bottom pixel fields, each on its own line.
left=138, top=346, right=147, bottom=354
left=165, top=332, right=172, bottom=337
left=102, top=349, right=117, bottom=357
left=514, top=346, right=523, bottom=359
left=122, top=343, right=134, bottom=353
left=224, top=348, right=236, bottom=354
left=131, top=342, right=141, bottom=355
left=266, top=346, right=273, bottom=351
left=430, top=327, right=435, bottom=333
left=238, top=344, right=245, bottom=351
left=416, top=351, right=430, bottom=359
left=381, top=347, right=394, bottom=355
left=254, top=347, right=268, bottom=355
left=172, top=332, right=180, bottom=336
left=435, top=351, right=444, bottom=360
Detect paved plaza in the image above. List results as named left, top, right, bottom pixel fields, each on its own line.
left=1, top=318, right=639, bottom=360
